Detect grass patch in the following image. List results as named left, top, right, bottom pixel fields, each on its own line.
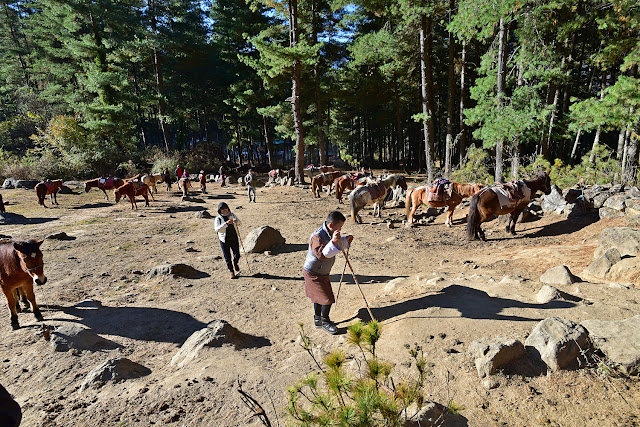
left=75, top=217, right=111, bottom=226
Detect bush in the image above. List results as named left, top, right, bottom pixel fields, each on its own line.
left=287, top=321, right=440, bottom=426
left=451, top=145, right=492, bottom=184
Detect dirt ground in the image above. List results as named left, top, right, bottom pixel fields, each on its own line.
left=0, top=176, right=638, bottom=427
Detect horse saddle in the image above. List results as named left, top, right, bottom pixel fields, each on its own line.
left=99, top=177, right=114, bottom=187
left=426, top=178, right=451, bottom=202
left=368, top=182, right=387, bottom=200
left=504, top=181, right=525, bottom=202
left=491, top=182, right=531, bottom=209
left=44, top=182, right=57, bottom=192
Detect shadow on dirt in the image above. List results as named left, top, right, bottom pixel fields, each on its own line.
left=273, top=243, right=308, bottom=254
left=346, top=284, right=576, bottom=324
left=0, top=212, right=58, bottom=225
left=71, top=202, right=112, bottom=209
left=50, top=305, right=209, bottom=344
left=330, top=274, right=405, bottom=284
left=525, top=213, right=599, bottom=238
left=164, top=206, right=207, bottom=213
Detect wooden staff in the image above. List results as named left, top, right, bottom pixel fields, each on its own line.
left=335, top=246, right=349, bottom=304
left=234, top=222, right=252, bottom=274
left=338, top=241, right=375, bottom=321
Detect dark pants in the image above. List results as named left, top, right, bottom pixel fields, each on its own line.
left=220, top=238, right=240, bottom=273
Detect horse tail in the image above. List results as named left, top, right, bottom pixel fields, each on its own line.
left=466, top=193, right=480, bottom=241
left=405, top=188, right=414, bottom=218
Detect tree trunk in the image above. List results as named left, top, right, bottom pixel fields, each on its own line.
left=589, top=71, right=607, bottom=162
left=495, top=17, right=506, bottom=183
left=263, top=116, right=274, bottom=169
left=289, top=0, right=305, bottom=183
left=311, top=0, right=326, bottom=166
left=445, top=0, right=456, bottom=179
left=150, top=2, right=170, bottom=152
left=459, top=40, right=467, bottom=167
left=420, top=15, right=434, bottom=182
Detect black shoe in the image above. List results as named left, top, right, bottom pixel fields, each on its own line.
left=320, top=317, right=337, bottom=335
left=234, top=262, right=240, bottom=272
left=314, top=315, right=322, bottom=328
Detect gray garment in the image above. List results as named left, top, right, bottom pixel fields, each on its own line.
left=248, top=185, right=256, bottom=202
left=303, top=224, right=336, bottom=276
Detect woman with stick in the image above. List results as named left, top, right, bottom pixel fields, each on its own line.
left=303, top=210, right=354, bottom=334
left=214, top=202, right=242, bottom=279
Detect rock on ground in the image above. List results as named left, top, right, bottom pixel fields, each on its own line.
left=195, top=210, right=213, bottom=219
left=146, top=263, right=202, bottom=278
left=45, top=231, right=72, bottom=241
left=80, top=358, right=151, bottom=392
left=581, top=316, right=640, bottom=375
left=524, top=317, right=589, bottom=371
left=50, top=324, right=115, bottom=352
left=540, top=265, right=579, bottom=285
left=541, top=185, right=566, bottom=213
left=594, top=227, right=640, bottom=258
left=170, top=320, right=239, bottom=368
left=404, top=401, right=446, bottom=427
left=606, top=257, right=640, bottom=283
left=243, top=226, right=285, bottom=253
left=582, top=248, right=621, bottom=280
left=535, top=285, right=581, bottom=304
left=468, top=337, right=526, bottom=378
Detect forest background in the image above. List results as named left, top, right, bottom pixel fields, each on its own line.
left=0, top=0, right=638, bottom=187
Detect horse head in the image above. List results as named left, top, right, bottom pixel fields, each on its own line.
left=398, top=176, right=407, bottom=191
left=14, top=240, right=46, bottom=286
left=533, top=171, right=552, bottom=195
left=114, top=188, right=122, bottom=203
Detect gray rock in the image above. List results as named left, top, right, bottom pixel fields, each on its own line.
left=57, top=185, right=73, bottom=194
left=500, top=275, right=525, bottom=285
left=15, top=179, right=39, bottom=189
left=540, top=265, right=579, bottom=285
left=195, top=210, right=213, bottom=219
left=592, top=192, right=611, bottom=209
left=603, top=194, right=628, bottom=211
left=50, top=325, right=113, bottom=352
left=599, top=207, right=625, bottom=219
left=170, top=320, right=239, bottom=368
left=80, top=358, right=151, bottom=392
left=535, top=285, right=581, bottom=304
left=468, top=337, right=526, bottom=378
left=404, top=401, right=446, bottom=427
left=181, top=196, right=205, bottom=203
left=630, top=187, right=640, bottom=198
left=527, top=200, right=543, bottom=212
left=45, top=232, right=71, bottom=240
left=606, top=257, right=640, bottom=283
left=625, top=198, right=640, bottom=216
left=524, top=317, right=589, bottom=370
left=482, top=377, right=500, bottom=389
left=2, top=178, right=17, bottom=189
left=146, top=263, right=201, bottom=278
left=563, top=188, right=583, bottom=203
left=581, top=316, right=640, bottom=375
left=243, top=226, right=285, bottom=253
left=75, top=299, right=102, bottom=308
left=541, top=185, right=566, bottom=213
left=594, top=227, right=640, bottom=258
left=611, top=183, right=625, bottom=193
left=582, top=248, right=621, bottom=279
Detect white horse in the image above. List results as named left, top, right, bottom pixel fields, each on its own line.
left=349, top=174, right=407, bottom=223
left=178, top=177, right=191, bottom=197
left=141, top=173, right=165, bottom=194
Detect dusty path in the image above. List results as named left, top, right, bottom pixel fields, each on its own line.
left=0, top=179, right=638, bottom=426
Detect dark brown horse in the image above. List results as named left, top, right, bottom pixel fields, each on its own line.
left=466, top=171, right=552, bottom=241
left=405, top=182, right=484, bottom=227
left=311, top=171, right=342, bottom=197
left=114, top=181, right=151, bottom=210
left=334, top=174, right=354, bottom=204
left=0, top=239, right=46, bottom=330
left=84, top=177, right=125, bottom=201
left=35, top=179, right=63, bottom=207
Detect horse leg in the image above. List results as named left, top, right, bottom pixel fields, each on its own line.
left=148, top=188, right=155, bottom=201
left=144, top=192, right=150, bottom=207
left=2, top=287, right=20, bottom=329
left=22, top=284, right=43, bottom=322
left=101, top=188, right=109, bottom=201
left=509, top=211, right=522, bottom=235
left=129, top=195, right=136, bottom=210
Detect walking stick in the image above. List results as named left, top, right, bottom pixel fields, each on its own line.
left=234, top=222, right=252, bottom=275
left=338, top=241, right=376, bottom=322
left=335, top=246, right=349, bottom=304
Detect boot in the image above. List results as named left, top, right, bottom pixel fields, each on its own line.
left=320, top=317, right=337, bottom=335
left=314, top=315, right=322, bottom=328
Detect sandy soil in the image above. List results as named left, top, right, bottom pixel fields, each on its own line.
left=0, top=177, right=638, bottom=427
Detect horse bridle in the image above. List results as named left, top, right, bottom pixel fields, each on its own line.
left=19, top=258, right=44, bottom=274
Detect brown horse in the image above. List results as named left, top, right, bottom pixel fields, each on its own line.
left=114, top=181, right=151, bottom=210
left=467, top=171, right=552, bottom=241
left=311, top=171, right=342, bottom=197
left=84, top=177, right=125, bottom=201
left=405, top=181, right=484, bottom=227
left=0, top=239, right=46, bottom=330
left=35, top=179, right=63, bottom=207
left=349, top=174, right=407, bottom=223
left=334, top=174, right=354, bottom=203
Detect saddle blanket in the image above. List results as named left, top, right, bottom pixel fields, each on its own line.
left=491, top=184, right=531, bottom=209
left=426, top=180, right=451, bottom=202
left=99, top=178, right=114, bottom=187
left=43, top=182, right=58, bottom=192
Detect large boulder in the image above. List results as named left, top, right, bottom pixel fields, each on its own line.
left=468, top=337, right=526, bottom=378
left=540, top=265, right=579, bottom=285
left=606, top=257, right=640, bottom=283
left=599, top=207, right=626, bottom=219
left=14, top=179, right=39, bottom=189
left=592, top=192, right=612, bottom=209
left=603, top=194, right=628, bottom=211
left=594, top=227, right=640, bottom=258
left=80, top=358, right=151, bottom=392
left=146, top=263, right=202, bottom=278
left=2, top=178, right=17, bottom=189
left=541, top=185, right=566, bottom=213
left=581, top=316, right=640, bottom=375
left=581, top=248, right=621, bottom=280
left=243, top=226, right=285, bottom=253
left=170, top=320, right=238, bottom=368
left=626, top=198, right=640, bottom=216
left=535, top=285, right=581, bottom=304
left=524, top=317, right=589, bottom=370
left=50, top=324, right=116, bottom=352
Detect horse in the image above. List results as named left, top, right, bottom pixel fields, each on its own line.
left=0, top=382, right=21, bottom=427
left=305, top=165, right=335, bottom=180
left=84, top=177, right=125, bottom=201
left=405, top=181, right=484, bottom=227
left=114, top=181, right=151, bottom=210
left=349, top=174, right=407, bottom=223
left=0, top=239, right=46, bottom=330
left=178, top=177, right=191, bottom=197
left=141, top=173, right=165, bottom=194
left=466, top=171, right=552, bottom=241
left=35, top=179, right=63, bottom=207
left=311, top=171, right=342, bottom=197
left=334, top=173, right=368, bottom=203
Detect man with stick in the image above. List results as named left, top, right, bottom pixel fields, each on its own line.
left=303, top=210, right=354, bottom=334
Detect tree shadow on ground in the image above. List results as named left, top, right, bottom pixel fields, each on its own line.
left=524, top=213, right=599, bottom=238
left=273, top=243, right=308, bottom=254
left=164, top=206, right=207, bottom=213
left=342, top=284, right=575, bottom=324
left=208, top=194, right=235, bottom=199
left=71, top=202, right=112, bottom=210
left=48, top=304, right=209, bottom=344
left=0, top=212, right=58, bottom=225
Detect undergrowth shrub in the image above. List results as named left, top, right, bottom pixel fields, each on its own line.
left=451, top=145, right=492, bottom=184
